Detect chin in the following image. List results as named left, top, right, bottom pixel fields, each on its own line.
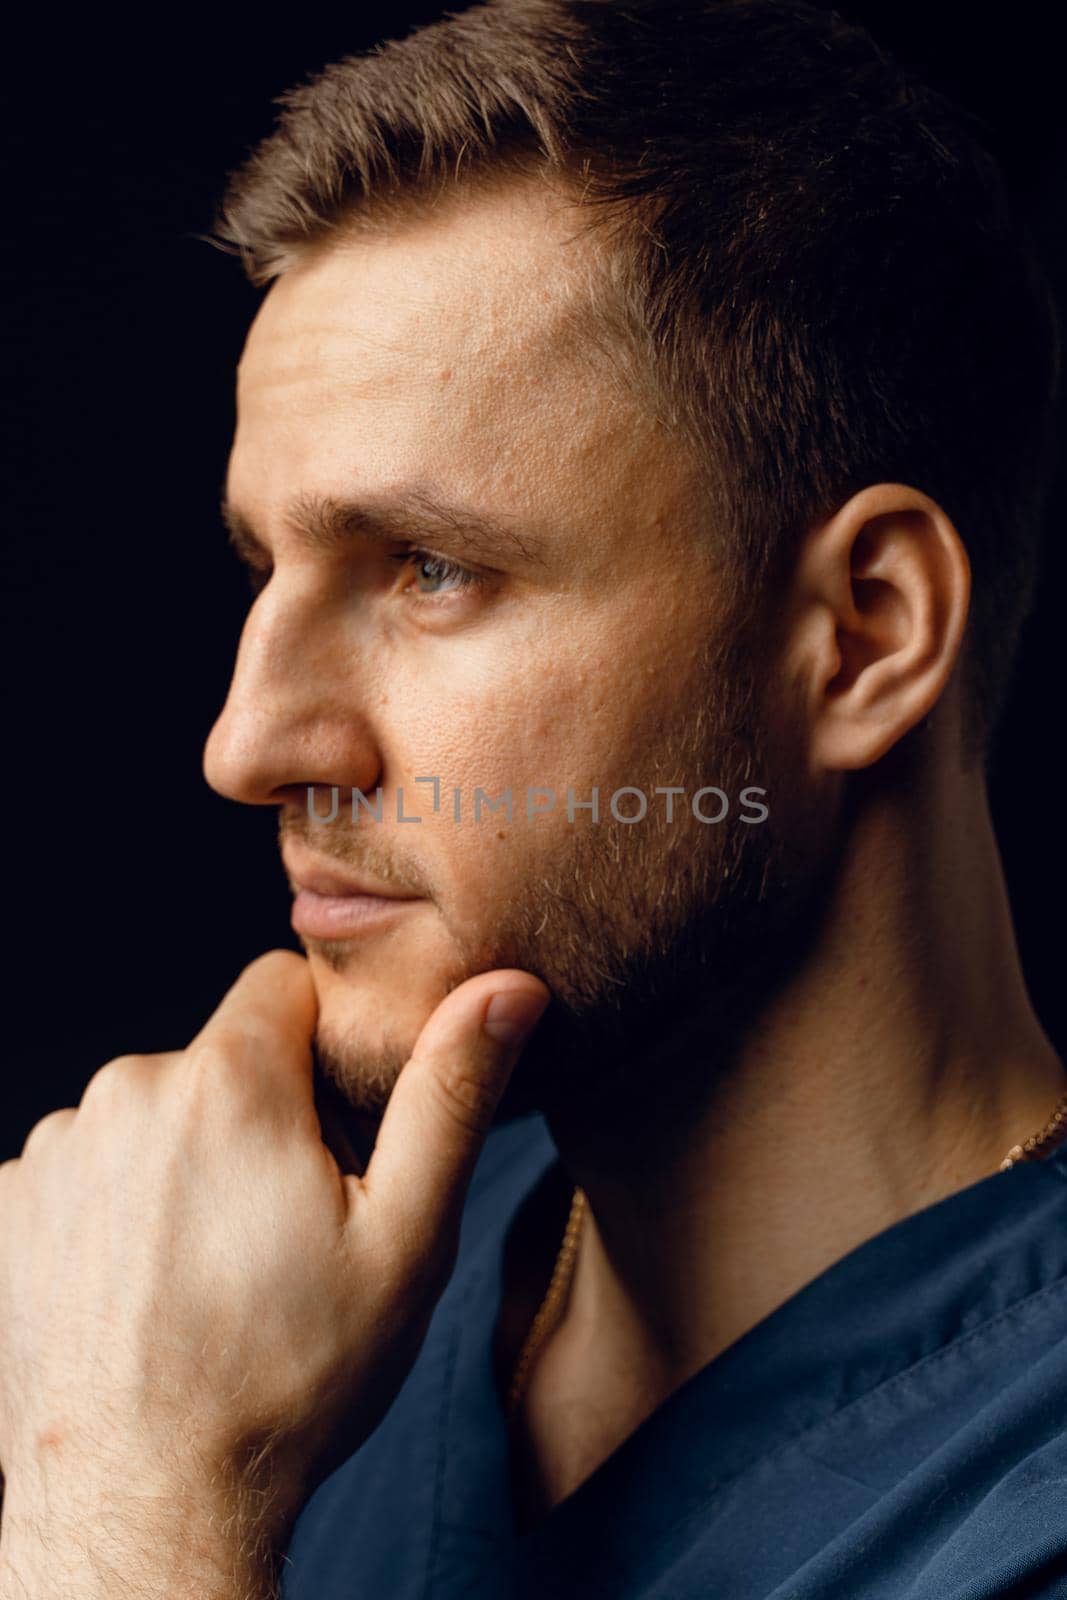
left=303, top=935, right=473, bottom=1117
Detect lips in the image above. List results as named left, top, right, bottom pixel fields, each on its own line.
left=282, top=839, right=424, bottom=941
left=281, top=840, right=421, bottom=901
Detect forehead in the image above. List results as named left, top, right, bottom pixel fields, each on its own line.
left=239, top=183, right=605, bottom=417
left=230, top=182, right=665, bottom=508
left=228, top=181, right=712, bottom=581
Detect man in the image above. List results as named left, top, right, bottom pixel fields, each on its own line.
left=0, top=0, right=1064, bottom=1595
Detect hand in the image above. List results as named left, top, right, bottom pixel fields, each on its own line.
left=0, top=951, right=549, bottom=1562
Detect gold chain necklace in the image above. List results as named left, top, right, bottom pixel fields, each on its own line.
left=998, top=1090, right=1067, bottom=1169
left=505, top=1091, right=1067, bottom=1422
left=505, top=1185, right=587, bottom=1422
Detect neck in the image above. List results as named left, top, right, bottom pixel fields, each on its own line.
left=543, top=753, right=1063, bottom=1399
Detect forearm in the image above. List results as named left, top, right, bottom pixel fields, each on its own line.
left=0, top=1469, right=284, bottom=1600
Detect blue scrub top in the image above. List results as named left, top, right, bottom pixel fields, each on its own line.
left=280, top=1113, right=1067, bottom=1598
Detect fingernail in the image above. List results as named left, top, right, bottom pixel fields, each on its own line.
left=484, top=989, right=549, bottom=1045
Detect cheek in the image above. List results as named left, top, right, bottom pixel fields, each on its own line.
left=388, top=619, right=674, bottom=788
left=385, top=679, right=608, bottom=837
left=373, top=585, right=711, bottom=903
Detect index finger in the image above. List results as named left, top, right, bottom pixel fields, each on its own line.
left=188, top=949, right=319, bottom=1089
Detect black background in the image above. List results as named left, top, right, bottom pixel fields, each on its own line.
left=1, top=5, right=1064, bottom=1158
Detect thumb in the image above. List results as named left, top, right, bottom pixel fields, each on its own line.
left=360, top=971, right=550, bottom=1260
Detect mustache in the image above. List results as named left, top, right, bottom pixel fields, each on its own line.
left=278, top=807, right=436, bottom=900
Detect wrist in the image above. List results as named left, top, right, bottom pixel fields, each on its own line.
left=0, top=1464, right=285, bottom=1600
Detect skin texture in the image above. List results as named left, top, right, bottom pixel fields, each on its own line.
left=206, top=178, right=1066, bottom=1518
left=0, top=176, right=1063, bottom=1589
left=0, top=955, right=549, bottom=1597
left=206, top=179, right=806, bottom=1123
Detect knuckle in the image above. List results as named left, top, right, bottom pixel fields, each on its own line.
left=192, top=1017, right=274, bottom=1070
left=188, top=1029, right=243, bottom=1070
left=79, top=1054, right=147, bottom=1110
left=181, top=1040, right=262, bottom=1114
left=20, top=1106, right=75, bottom=1158
left=245, top=948, right=305, bottom=983
left=427, top=1062, right=497, bottom=1139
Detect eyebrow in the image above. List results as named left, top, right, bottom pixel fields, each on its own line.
left=219, top=484, right=549, bottom=569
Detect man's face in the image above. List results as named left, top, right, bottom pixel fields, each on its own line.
left=204, top=180, right=812, bottom=1124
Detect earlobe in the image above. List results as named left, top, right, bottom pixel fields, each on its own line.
left=798, top=485, right=971, bottom=773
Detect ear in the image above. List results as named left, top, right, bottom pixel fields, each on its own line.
left=783, top=484, right=971, bottom=772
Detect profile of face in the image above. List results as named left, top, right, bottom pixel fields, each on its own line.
left=203, top=180, right=825, bottom=1128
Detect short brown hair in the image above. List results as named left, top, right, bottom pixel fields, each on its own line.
left=207, top=0, right=1061, bottom=767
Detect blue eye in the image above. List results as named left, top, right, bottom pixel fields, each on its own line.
left=394, top=550, right=482, bottom=596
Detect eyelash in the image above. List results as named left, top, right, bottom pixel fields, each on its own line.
left=389, top=548, right=486, bottom=598
left=238, top=548, right=486, bottom=600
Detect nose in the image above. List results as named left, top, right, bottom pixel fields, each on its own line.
left=203, top=583, right=382, bottom=809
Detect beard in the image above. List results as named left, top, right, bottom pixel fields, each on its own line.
left=297, top=602, right=838, bottom=1145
